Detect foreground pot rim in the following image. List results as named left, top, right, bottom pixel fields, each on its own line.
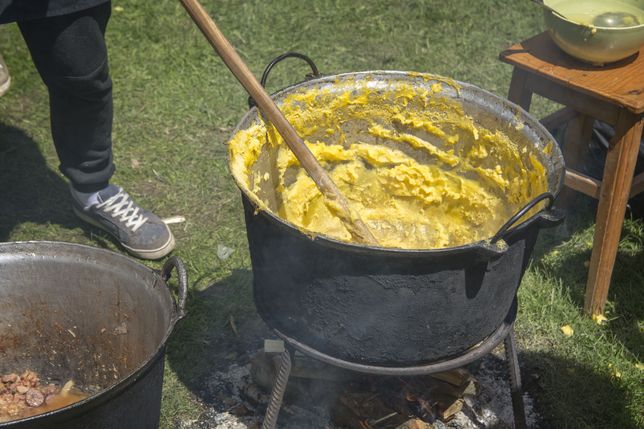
left=229, top=70, right=565, bottom=257
left=0, top=241, right=184, bottom=426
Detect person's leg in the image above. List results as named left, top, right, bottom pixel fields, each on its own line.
left=17, top=3, right=175, bottom=259
left=18, top=2, right=114, bottom=192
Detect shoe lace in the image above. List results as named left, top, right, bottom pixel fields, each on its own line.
left=96, top=189, right=149, bottom=232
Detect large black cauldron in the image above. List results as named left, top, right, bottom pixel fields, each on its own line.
left=244, top=195, right=561, bottom=366
left=231, top=69, right=565, bottom=367
left=0, top=242, right=187, bottom=428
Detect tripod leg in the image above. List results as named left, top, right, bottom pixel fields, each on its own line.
left=504, top=329, right=527, bottom=429
left=262, top=349, right=293, bottom=429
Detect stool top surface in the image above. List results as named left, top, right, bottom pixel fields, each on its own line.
left=499, top=32, right=644, bottom=114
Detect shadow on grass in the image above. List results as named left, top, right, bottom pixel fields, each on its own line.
left=166, top=268, right=269, bottom=404
left=532, top=189, right=643, bottom=361
left=605, top=251, right=644, bottom=362
left=521, top=350, right=639, bottom=429
left=541, top=241, right=643, bottom=361
left=0, top=123, right=78, bottom=240
left=0, top=123, right=120, bottom=250
left=541, top=205, right=643, bottom=361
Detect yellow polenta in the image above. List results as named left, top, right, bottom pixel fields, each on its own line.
left=229, top=78, right=547, bottom=249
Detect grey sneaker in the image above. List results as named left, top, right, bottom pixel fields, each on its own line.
left=71, top=185, right=176, bottom=260
left=0, top=54, right=10, bottom=97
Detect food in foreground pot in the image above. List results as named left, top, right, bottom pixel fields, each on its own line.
left=0, top=371, right=87, bottom=423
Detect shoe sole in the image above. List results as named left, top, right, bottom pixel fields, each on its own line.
left=0, top=76, right=10, bottom=97
left=73, top=206, right=176, bottom=260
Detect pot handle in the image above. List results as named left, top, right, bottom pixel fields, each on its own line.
left=161, top=256, right=188, bottom=320
left=490, top=192, right=555, bottom=243
left=248, top=52, right=321, bottom=108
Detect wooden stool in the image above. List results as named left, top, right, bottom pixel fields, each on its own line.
left=499, top=32, right=644, bottom=316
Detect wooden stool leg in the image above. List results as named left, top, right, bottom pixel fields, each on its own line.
left=507, top=68, right=533, bottom=111
left=585, top=111, right=644, bottom=315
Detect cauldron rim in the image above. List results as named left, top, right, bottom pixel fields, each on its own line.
left=228, top=70, right=565, bottom=253
left=0, top=241, right=183, bottom=426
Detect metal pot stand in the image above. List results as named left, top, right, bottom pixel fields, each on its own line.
left=260, top=299, right=528, bottom=429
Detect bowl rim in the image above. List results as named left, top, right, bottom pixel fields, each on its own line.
left=543, top=0, right=644, bottom=30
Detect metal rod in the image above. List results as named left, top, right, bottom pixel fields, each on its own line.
left=260, top=306, right=526, bottom=428
left=272, top=299, right=517, bottom=376
left=504, top=328, right=528, bottom=429
left=262, top=349, right=293, bottom=429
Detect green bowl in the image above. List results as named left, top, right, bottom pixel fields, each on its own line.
left=544, top=0, right=644, bottom=64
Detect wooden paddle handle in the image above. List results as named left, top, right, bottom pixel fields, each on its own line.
left=179, top=0, right=378, bottom=245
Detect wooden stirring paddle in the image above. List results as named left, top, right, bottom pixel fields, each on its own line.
left=179, top=0, right=378, bottom=245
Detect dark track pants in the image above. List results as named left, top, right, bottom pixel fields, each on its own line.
left=17, top=1, right=114, bottom=192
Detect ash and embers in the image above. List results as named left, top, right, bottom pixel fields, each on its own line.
left=176, top=334, right=539, bottom=429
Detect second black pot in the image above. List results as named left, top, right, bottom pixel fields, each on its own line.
left=0, top=242, right=187, bottom=428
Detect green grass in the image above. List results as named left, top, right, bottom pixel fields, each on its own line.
left=1, top=0, right=642, bottom=428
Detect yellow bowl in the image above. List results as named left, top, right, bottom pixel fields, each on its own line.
left=544, top=0, right=644, bottom=64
